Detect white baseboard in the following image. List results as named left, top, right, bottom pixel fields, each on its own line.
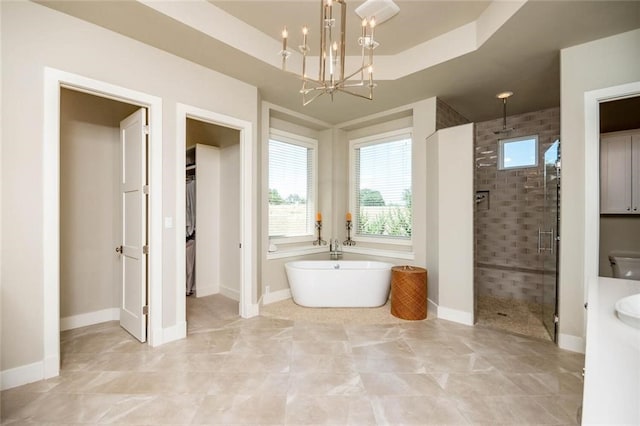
left=60, top=308, right=120, bottom=331
left=437, top=305, right=474, bottom=326
left=558, top=333, right=586, bottom=353
left=427, top=298, right=438, bottom=319
left=195, top=284, right=217, bottom=298
left=1, top=360, right=45, bottom=391
left=220, top=285, right=240, bottom=301
left=263, top=288, right=291, bottom=305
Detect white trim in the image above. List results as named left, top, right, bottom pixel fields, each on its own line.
left=1, top=361, right=46, bottom=391
left=266, top=246, right=327, bottom=260
left=437, top=305, right=474, bottom=326
left=342, top=246, right=415, bottom=260
left=268, top=129, right=318, bottom=244
left=43, top=68, right=164, bottom=385
left=60, top=309, right=120, bottom=331
left=583, top=81, right=640, bottom=341
left=558, top=333, right=586, bottom=354
left=176, top=103, right=256, bottom=320
left=497, top=134, right=539, bottom=170
left=160, top=321, right=187, bottom=345
left=263, top=288, right=292, bottom=305
left=349, top=128, right=414, bottom=246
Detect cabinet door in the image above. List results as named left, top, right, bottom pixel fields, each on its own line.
left=633, top=134, right=640, bottom=213
left=600, top=134, right=632, bottom=213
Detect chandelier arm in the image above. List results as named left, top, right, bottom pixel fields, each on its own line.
left=302, top=90, right=326, bottom=106
left=339, top=0, right=346, bottom=82
left=335, top=87, right=373, bottom=100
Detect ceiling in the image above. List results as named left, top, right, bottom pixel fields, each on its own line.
left=38, top=0, right=640, bottom=124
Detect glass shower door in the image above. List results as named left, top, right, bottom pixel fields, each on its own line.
left=542, top=140, right=560, bottom=342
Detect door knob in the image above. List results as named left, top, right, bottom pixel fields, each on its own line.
left=115, top=245, right=123, bottom=253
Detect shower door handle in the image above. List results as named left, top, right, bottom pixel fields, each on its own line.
left=537, top=229, right=554, bottom=254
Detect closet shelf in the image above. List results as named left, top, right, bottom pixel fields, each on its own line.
left=186, top=164, right=196, bottom=171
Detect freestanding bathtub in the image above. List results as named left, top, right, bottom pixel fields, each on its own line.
left=284, top=260, right=393, bottom=308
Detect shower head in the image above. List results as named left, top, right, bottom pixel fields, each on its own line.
left=494, top=91, right=514, bottom=135
left=494, top=127, right=513, bottom=135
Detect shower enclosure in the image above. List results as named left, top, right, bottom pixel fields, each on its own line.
left=542, top=140, right=560, bottom=341
left=474, top=107, right=561, bottom=341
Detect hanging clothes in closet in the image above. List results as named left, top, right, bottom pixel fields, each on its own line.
left=186, top=176, right=196, bottom=295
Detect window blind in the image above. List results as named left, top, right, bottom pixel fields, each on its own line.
left=354, top=137, right=412, bottom=238
left=268, top=138, right=314, bottom=238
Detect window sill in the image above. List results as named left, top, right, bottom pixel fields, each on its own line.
left=342, top=246, right=415, bottom=260
left=266, top=246, right=327, bottom=260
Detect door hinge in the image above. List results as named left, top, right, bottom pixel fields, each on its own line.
left=142, top=305, right=149, bottom=315
left=143, top=125, right=150, bottom=135
left=143, top=245, right=149, bottom=255
left=143, top=185, right=149, bottom=195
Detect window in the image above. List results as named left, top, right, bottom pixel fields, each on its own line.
left=268, top=129, right=317, bottom=241
left=350, top=129, right=412, bottom=242
left=498, top=135, right=538, bottom=170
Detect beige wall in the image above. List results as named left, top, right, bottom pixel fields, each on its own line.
left=560, top=28, right=640, bottom=350
left=60, top=89, right=139, bottom=318
left=426, top=124, right=475, bottom=323
left=599, top=216, right=640, bottom=277
left=1, top=1, right=258, bottom=373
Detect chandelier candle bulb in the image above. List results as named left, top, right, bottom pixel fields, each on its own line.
left=282, top=27, right=288, bottom=51
left=316, top=212, right=322, bottom=222
left=346, top=212, right=352, bottom=221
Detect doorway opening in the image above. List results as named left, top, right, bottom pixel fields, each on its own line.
left=597, top=96, right=640, bottom=279
left=176, top=103, right=256, bottom=334
left=184, top=117, right=242, bottom=329
left=59, top=89, right=148, bottom=341
left=43, top=68, right=163, bottom=381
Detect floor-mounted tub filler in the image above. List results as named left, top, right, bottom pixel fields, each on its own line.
left=284, top=260, right=393, bottom=308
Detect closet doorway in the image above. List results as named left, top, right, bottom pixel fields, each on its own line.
left=59, top=88, right=149, bottom=341
left=182, top=114, right=244, bottom=327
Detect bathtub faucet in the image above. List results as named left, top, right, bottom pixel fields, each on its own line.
left=329, top=239, right=342, bottom=259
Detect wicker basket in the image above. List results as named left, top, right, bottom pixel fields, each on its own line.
left=390, top=266, right=427, bottom=320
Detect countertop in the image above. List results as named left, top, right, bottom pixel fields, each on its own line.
left=582, top=277, right=640, bottom=425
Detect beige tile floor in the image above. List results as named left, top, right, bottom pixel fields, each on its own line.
left=1, top=295, right=585, bottom=425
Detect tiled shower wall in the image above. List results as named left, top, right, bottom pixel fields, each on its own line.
left=436, top=98, right=470, bottom=130
left=475, top=107, right=560, bottom=304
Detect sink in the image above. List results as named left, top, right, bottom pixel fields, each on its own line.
left=615, top=293, right=640, bottom=329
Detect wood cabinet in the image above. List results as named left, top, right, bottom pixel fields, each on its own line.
left=600, top=130, right=640, bottom=214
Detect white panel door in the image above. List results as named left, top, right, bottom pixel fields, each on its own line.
left=632, top=134, right=640, bottom=213
left=118, top=108, right=147, bottom=342
left=600, top=133, right=632, bottom=213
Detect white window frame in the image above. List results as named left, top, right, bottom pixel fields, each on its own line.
left=268, top=128, right=318, bottom=244
left=349, top=128, right=413, bottom=246
left=498, top=134, right=539, bottom=170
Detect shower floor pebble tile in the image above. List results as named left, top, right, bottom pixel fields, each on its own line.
left=1, top=294, right=584, bottom=425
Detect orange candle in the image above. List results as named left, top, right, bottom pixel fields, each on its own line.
left=316, top=212, right=322, bottom=222
left=346, top=212, right=352, bottom=221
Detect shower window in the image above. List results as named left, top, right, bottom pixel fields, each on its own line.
left=350, top=128, right=412, bottom=243
left=498, top=135, right=538, bottom=170
left=268, top=129, right=317, bottom=242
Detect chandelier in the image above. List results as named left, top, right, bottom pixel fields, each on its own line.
left=280, top=0, right=379, bottom=106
